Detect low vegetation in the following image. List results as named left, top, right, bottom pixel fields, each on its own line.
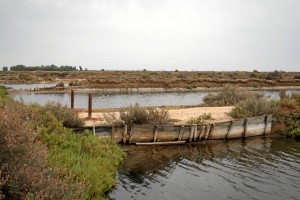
left=0, top=87, right=123, bottom=199
left=104, top=103, right=171, bottom=126
left=203, top=85, right=300, bottom=139
left=186, top=113, right=212, bottom=124
left=201, top=84, right=263, bottom=106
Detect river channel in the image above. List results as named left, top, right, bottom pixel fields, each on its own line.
left=109, top=136, right=300, bottom=200
left=8, top=89, right=300, bottom=109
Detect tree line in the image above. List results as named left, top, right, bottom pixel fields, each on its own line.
left=2, top=64, right=85, bottom=71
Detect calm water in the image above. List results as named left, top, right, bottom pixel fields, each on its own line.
left=109, top=136, right=300, bottom=200
left=10, top=90, right=300, bottom=108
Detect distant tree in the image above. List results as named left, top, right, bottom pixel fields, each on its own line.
left=85, top=68, right=87, bottom=71
left=79, top=66, right=82, bottom=71
left=2, top=66, right=8, bottom=71
left=10, top=65, right=26, bottom=71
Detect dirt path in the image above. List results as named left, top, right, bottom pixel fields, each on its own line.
left=78, top=106, right=234, bottom=126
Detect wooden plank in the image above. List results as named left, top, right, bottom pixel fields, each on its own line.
left=136, top=141, right=186, bottom=146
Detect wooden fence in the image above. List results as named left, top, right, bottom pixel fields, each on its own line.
left=72, top=115, right=272, bottom=145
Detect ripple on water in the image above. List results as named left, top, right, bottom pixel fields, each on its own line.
left=109, top=137, right=300, bottom=200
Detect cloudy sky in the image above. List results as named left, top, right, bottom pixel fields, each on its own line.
left=0, top=0, right=299, bottom=71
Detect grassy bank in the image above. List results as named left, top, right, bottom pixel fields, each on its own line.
left=0, top=87, right=123, bottom=199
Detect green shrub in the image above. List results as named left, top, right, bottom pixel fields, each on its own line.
left=118, top=103, right=171, bottom=126
left=187, top=113, right=212, bottom=124
left=38, top=102, right=84, bottom=127
left=202, top=84, right=263, bottom=106
left=229, top=97, right=275, bottom=118
left=120, top=103, right=148, bottom=126
left=147, top=107, right=171, bottom=125
left=275, top=97, right=300, bottom=138
left=35, top=111, right=123, bottom=199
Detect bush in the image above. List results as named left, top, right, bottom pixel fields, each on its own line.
left=147, top=107, right=171, bottom=125
left=120, top=103, right=148, bottom=126
left=202, top=84, right=263, bottom=106
left=35, top=111, right=123, bottom=199
left=275, top=97, right=300, bottom=138
left=0, top=101, right=81, bottom=199
left=38, top=102, right=84, bottom=127
left=107, top=103, right=172, bottom=126
left=229, top=97, right=275, bottom=118
left=187, top=113, right=212, bottom=124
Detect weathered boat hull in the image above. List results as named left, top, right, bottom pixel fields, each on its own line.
left=72, top=115, right=272, bottom=144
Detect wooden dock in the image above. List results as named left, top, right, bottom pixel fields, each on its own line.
left=72, top=115, right=272, bottom=145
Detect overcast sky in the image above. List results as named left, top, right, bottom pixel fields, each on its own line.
left=0, top=0, right=299, bottom=71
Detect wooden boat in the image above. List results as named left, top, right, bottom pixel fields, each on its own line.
left=72, top=115, right=272, bottom=145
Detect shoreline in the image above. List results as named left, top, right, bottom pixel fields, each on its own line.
left=6, top=85, right=300, bottom=95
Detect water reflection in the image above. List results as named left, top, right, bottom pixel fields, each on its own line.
left=109, top=136, right=300, bottom=200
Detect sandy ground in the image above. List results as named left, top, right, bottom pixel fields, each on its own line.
left=78, top=106, right=234, bottom=126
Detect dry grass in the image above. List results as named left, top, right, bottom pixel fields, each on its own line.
left=1, top=70, right=300, bottom=89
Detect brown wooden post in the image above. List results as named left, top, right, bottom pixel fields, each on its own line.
left=199, top=125, right=206, bottom=140
left=71, top=90, right=74, bottom=109
left=189, top=125, right=194, bottom=142
left=123, top=125, right=127, bottom=144
left=264, top=115, right=269, bottom=135
left=208, top=124, right=215, bottom=140
left=111, top=125, right=115, bottom=142
left=178, top=125, right=184, bottom=141
left=153, top=126, right=158, bottom=142
left=88, top=93, right=92, bottom=119
left=193, top=125, right=198, bottom=141
left=243, top=118, right=248, bottom=138
left=226, top=120, right=234, bottom=139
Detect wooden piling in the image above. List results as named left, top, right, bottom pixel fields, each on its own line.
left=226, top=120, right=234, bottom=139
left=243, top=118, right=248, bottom=138
left=71, top=90, right=74, bottom=109
left=123, top=125, right=127, bottom=144
left=93, top=125, right=96, bottom=136
left=153, top=126, right=158, bottom=142
left=88, top=93, right=92, bottom=118
left=199, top=125, right=206, bottom=140
left=178, top=126, right=184, bottom=141
left=189, top=125, right=194, bottom=142
left=264, top=115, right=268, bottom=135
left=111, top=126, right=115, bottom=141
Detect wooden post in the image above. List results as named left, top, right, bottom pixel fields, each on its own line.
left=153, top=126, right=158, bottom=142
left=123, top=125, right=127, bottom=144
left=178, top=125, right=184, bottom=141
left=93, top=125, right=96, bottom=136
left=111, top=125, right=115, bottom=142
left=207, top=124, right=215, bottom=140
left=193, top=125, right=198, bottom=141
left=199, top=125, right=206, bottom=140
left=88, top=93, right=92, bottom=119
left=189, top=125, right=194, bottom=142
left=204, top=124, right=212, bottom=140
left=243, top=118, right=248, bottom=138
left=71, top=90, right=74, bottom=109
left=264, top=115, right=269, bottom=135
left=129, top=126, right=133, bottom=144
left=226, top=120, right=234, bottom=139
